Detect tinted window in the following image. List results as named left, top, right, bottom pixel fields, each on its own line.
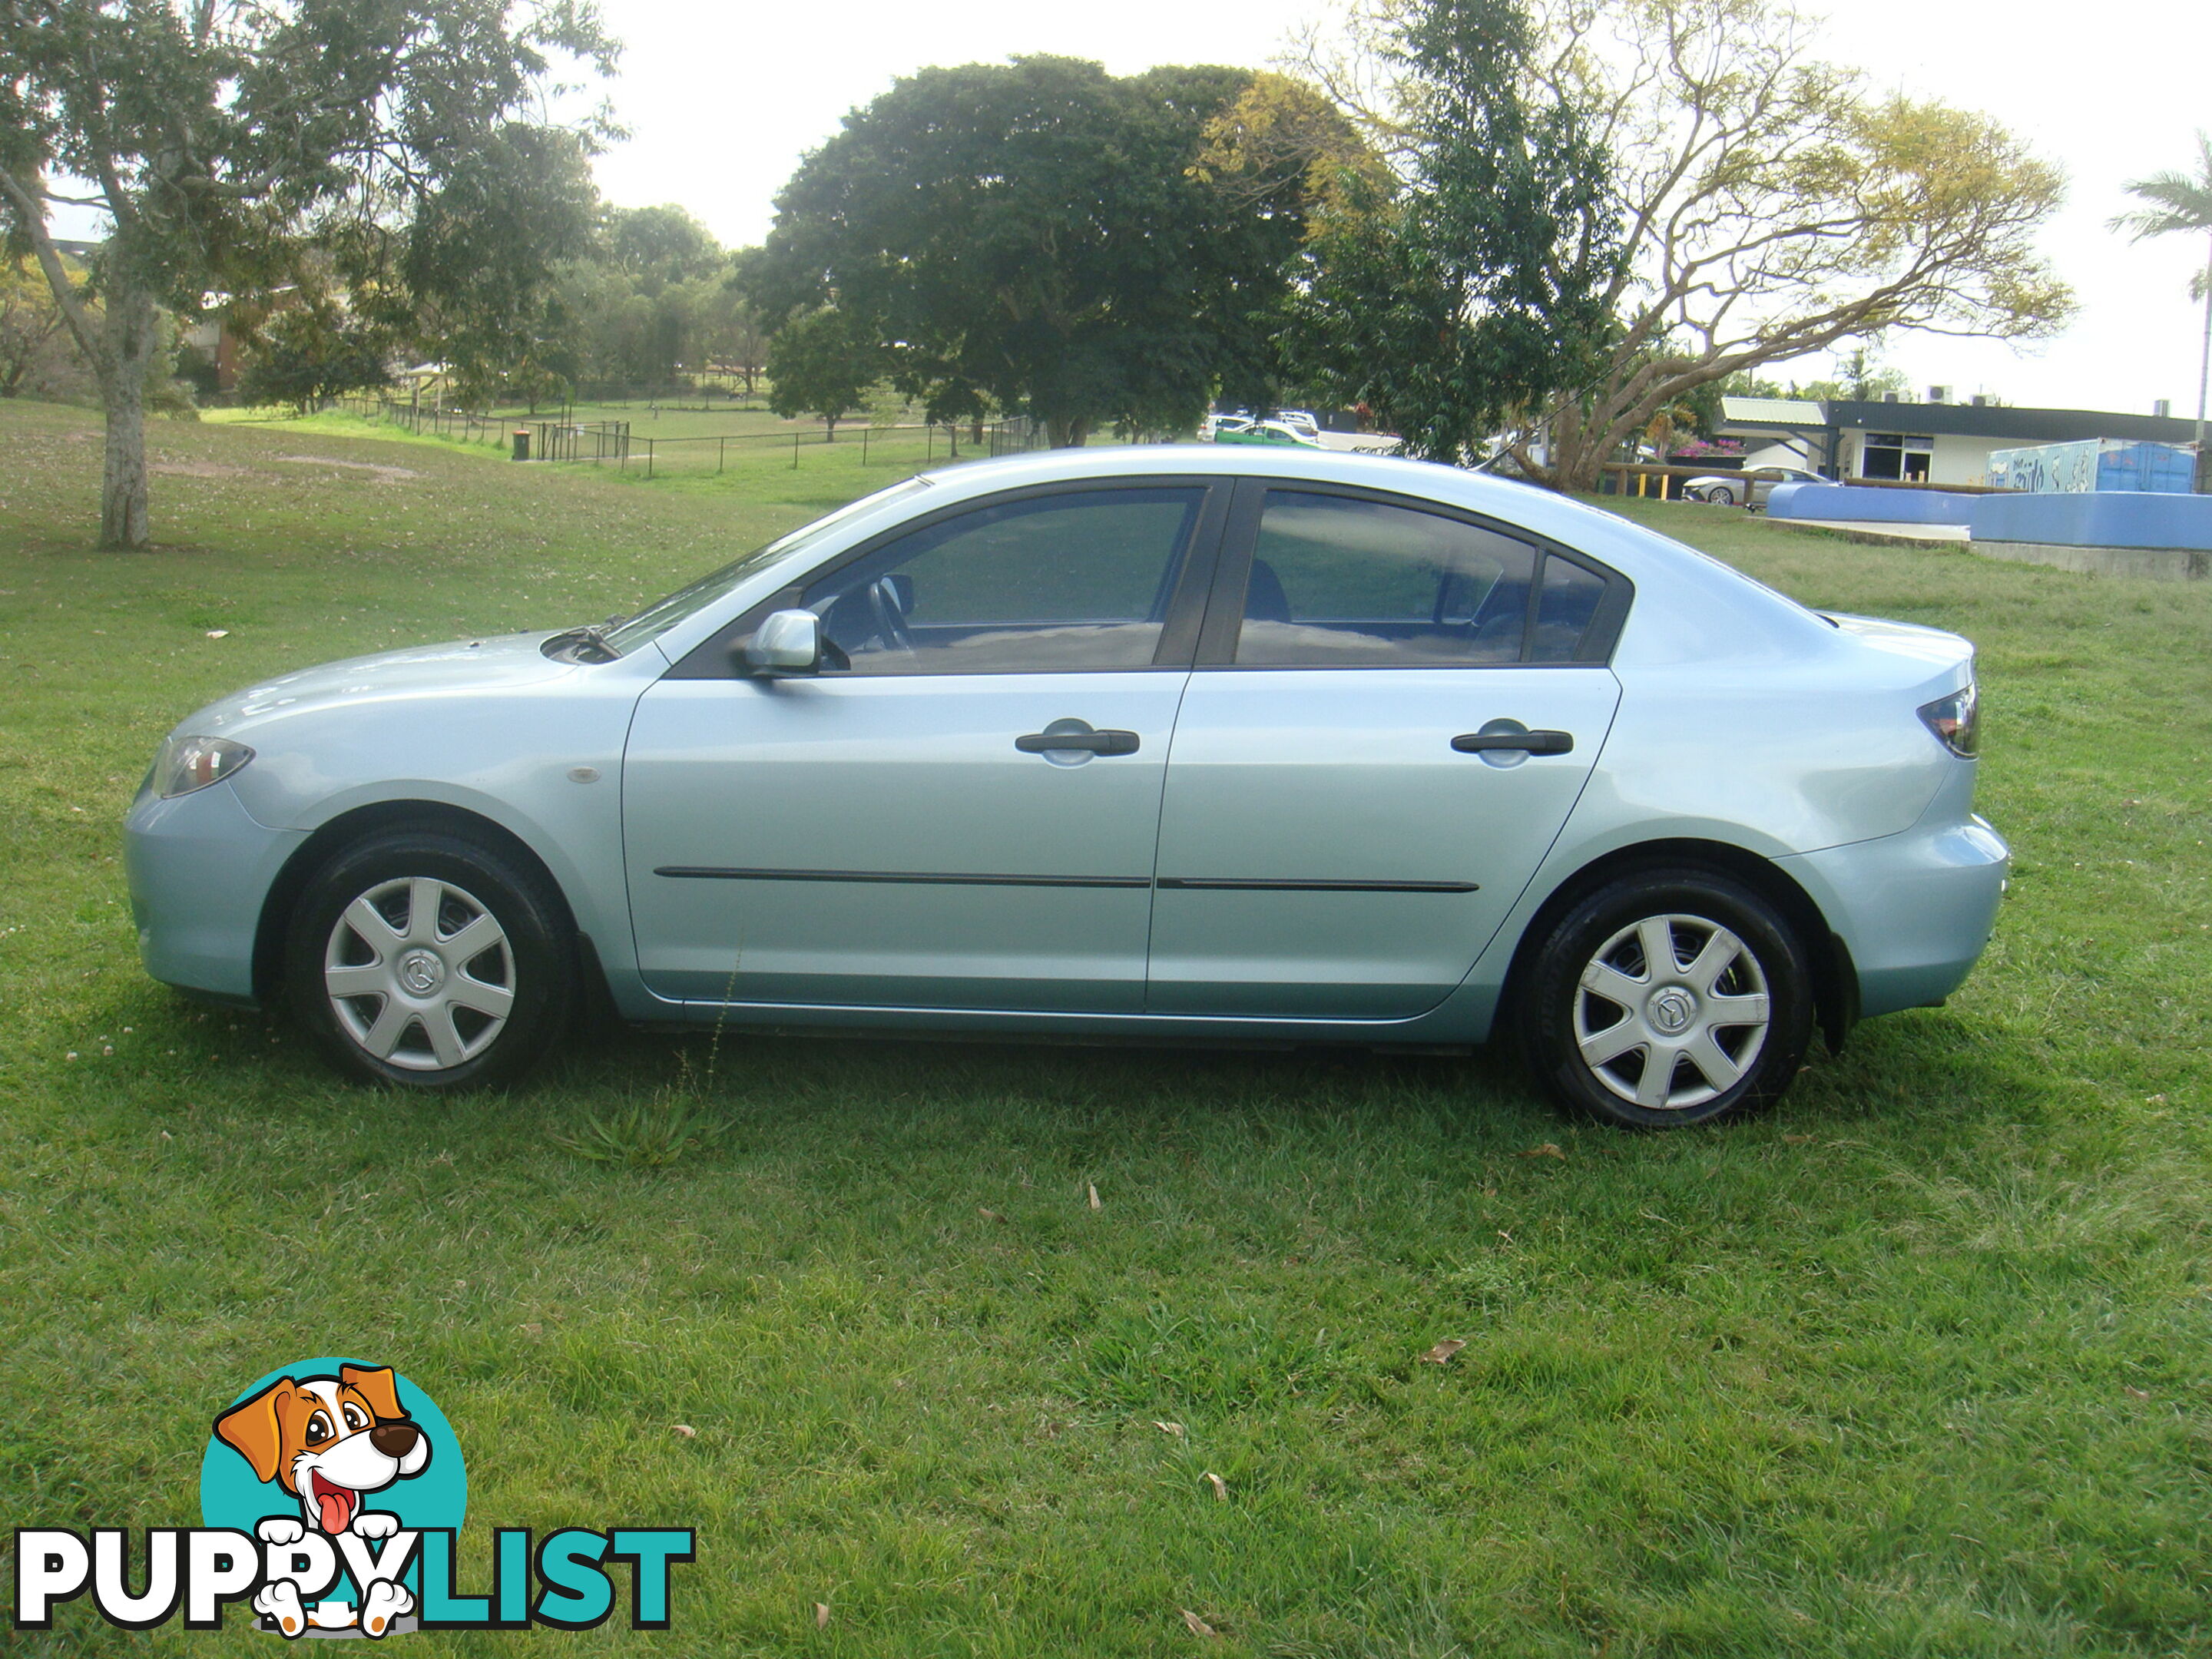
left=1532, top=555, right=1606, bottom=661
left=1231, top=492, right=1539, bottom=667
left=803, top=488, right=1204, bottom=674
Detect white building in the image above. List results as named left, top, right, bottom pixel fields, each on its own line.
left=1715, top=394, right=2201, bottom=487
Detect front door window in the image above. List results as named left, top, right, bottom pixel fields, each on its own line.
left=803, top=487, right=1204, bottom=674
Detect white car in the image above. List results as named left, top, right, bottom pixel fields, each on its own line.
left=1683, top=466, right=1826, bottom=509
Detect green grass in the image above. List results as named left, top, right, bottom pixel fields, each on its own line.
left=2, top=399, right=2209, bottom=1655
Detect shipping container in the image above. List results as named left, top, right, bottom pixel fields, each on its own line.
left=1985, top=439, right=2196, bottom=493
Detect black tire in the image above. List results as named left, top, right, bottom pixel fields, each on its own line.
left=285, top=826, right=577, bottom=1089
left=1518, top=866, right=1813, bottom=1128
left=1710, top=486, right=1737, bottom=508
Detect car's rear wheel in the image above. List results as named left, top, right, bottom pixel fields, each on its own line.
left=286, top=827, right=576, bottom=1088
left=1519, top=867, right=1813, bottom=1128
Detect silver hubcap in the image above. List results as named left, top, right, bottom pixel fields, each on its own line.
left=323, top=876, right=516, bottom=1071
left=1573, top=912, right=1771, bottom=1111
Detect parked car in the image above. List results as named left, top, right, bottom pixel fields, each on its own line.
left=1197, top=412, right=1252, bottom=441
left=1214, top=419, right=1325, bottom=449
left=1273, top=409, right=1323, bottom=439
left=1683, top=465, right=1826, bottom=508
left=127, top=446, right=2006, bottom=1127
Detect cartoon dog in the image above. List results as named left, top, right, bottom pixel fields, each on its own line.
left=214, top=1363, right=431, bottom=1637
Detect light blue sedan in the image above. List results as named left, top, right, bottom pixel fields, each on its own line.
left=125, top=447, right=2007, bottom=1126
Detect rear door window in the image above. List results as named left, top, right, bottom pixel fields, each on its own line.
left=1227, top=489, right=1609, bottom=667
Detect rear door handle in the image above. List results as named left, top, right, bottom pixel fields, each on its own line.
left=1016, top=728, right=1141, bottom=756
left=1452, top=729, right=1574, bottom=755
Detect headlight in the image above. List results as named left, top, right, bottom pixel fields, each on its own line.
left=151, top=734, right=256, bottom=797
left=1918, top=682, right=1979, bottom=759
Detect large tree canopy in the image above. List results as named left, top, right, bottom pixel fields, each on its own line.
left=1259, top=0, right=1621, bottom=462
left=550, top=205, right=764, bottom=392
left=1296, top=0, right=2073, bottom=489
left=750, top=56, right=1316, bottom=448
left=764, top=304, right=882, bottom=439
left=0, top=0, right=617, bottom=547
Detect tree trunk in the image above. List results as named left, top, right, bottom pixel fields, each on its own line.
left=98, top=285, right=160, bottom=551
left=1044, top=412, right=1090, bottom=449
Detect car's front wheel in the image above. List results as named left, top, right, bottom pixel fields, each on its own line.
left=1707, top=485, right=1737, bottom=508
left=1519, top=866, right=1813, bottom=1128
left=286, top=826, right=577, bottom=1088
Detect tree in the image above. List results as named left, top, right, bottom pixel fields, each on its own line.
left=0, top=1, right=617, bottom=548
left=2111, top=133, right=2212, bottom=467
left=751, top=57, right=1316, bottom=448
left=1796, top=346, right=1909, bottom=404
left=391, top=121, right=605, bottom=410
left=597, top=204, right=724, bottom=386
left=717, top=247, right=777, bottom=397
left=235, top=302, right=394, bottom=415
left=765, top=306, right=882, bottom=439
left=0, top=255, right=91, bottom=400
left=1296, top=0, right=2074, bottom=491
left=1277, top=0, right=1621, bottom=462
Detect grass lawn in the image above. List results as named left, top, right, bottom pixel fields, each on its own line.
left=2, top=398, right=2207, bottom=1655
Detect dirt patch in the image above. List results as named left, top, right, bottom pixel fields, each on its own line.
left=151, top=461, right=260, bottom=479
left=273, top=454, right=423, bottom=484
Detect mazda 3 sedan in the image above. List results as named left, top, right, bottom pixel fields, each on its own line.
left=126, top=447, right=2007, bottom=1126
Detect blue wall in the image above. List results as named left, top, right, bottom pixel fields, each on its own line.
left=1766, top=483, right=1979, bottom=525
left=1969, top=491, right=2212, bottom=551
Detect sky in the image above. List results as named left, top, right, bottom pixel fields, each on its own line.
left=582, top=0, right=2212, bottom=421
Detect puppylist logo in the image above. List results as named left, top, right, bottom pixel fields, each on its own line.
left=13, top=1357, right=693, bottom=1637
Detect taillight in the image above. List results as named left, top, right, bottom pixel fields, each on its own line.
left=1918, top=681, right=1979, bottom=758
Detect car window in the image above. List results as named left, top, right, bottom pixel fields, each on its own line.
left=1230, top=491, right=1544, bottom=667
left=602, top=475, right=932, bottom=657
left=1531, top=554, right=1607, bottom=661
left=803, top=486, right=1205, bottom=675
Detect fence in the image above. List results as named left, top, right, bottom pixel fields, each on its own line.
left=528, top=416, right=1050, bottom=478
left=1596, top=462, right=2018, bottom=500
left=534, top=420, right=631, bottom=463
left=332, top=395, right=512, bottom=448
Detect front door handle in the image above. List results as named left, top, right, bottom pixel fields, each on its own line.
left=1016, top=727, right=1140, bottom=756
left=1452, top=729, right=1574, bottom=756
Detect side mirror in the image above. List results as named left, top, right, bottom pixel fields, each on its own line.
left=740, top=609, right=823, bottom=677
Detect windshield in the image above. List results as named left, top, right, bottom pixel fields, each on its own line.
left=599, top=475, right=935, bottom=656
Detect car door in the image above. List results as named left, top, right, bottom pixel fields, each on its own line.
left=624, top=481, right=1225, bottom=1011
left=1147, top=481, right=1628, bottom=1019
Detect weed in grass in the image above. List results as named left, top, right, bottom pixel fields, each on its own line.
left=548, top=1087, right=735, bottom=1167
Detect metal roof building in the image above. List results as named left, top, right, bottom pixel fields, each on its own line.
left=1715, top=396, right=2203, bottom=487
